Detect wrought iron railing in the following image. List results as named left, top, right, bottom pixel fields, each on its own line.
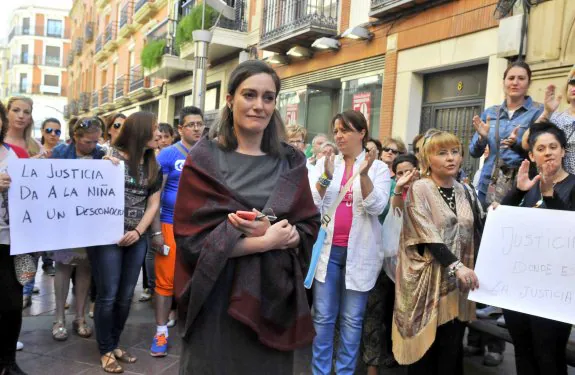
left=101, top=85, right=111, bottom=104
left=70, top=101, right=79, bottom=116
left=85, top=22, right=94, bottom=42
left=79, top=92, right=91, bottom=111
left=95, top=35, right=103, bottom=53
left=115, top=76, right=127, bottom=99
left=91, top=91, right=99, bottom=108
left=134, top=0, right=149, bottom=14
left=45, top=55, right=62, bottom=67
left=129, top=65, right=145, bottom=92
left=120, top=2, right=134, bottom=29
left=75, top=39, right=84, bottom=55
left=8, top=26, right=70, bottom=42
left=181, top=0, right=247, bottom=32
left=260, top=0, right=338, bottom=44
left=146, top=19, right=168, bottom=42
left=105, top=22, right=117, bottom=44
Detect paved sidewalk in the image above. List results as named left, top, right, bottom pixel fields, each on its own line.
left=17, top=268, right=575, bottom=375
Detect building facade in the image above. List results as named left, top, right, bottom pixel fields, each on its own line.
left=5, top=6, right=71, bottom=137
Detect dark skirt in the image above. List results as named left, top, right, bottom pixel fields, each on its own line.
left=179, top=260, right=293, bottom=375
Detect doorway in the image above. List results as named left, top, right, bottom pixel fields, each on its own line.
left=420, top=64, right=488, bottom=178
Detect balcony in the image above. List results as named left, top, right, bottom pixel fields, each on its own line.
left=100, top=85, right=117, bottom=111
left=67, top=54, right=74, bottom=67
left=11, top=54, right=39, bottom=66
left=370, top=0, right=454, bottom=19
left=114, top=75, right=132, bottom=106
left=64, top=105, right=70, bottom=119
left=79, top=92, right=91, bottom=112
left=96, top=0, right=111, bottom=10
left=94, top=35, right=110, bottom=62
left=259, top=0, right=339, bottom=52
left=134, top=0, right=162, bottom=25
left=70, top=101, right=79, bottom=116
left=75, top=38, right=84, bottom=55
left=8, top=26, right=71, bottom=42
left=129, top=65, right=156, bottom=100
left=180, top=0, right=249, bottom=62
left=44, top=55, right=63, bottom=67
left=146, top=54, right=195, bottom=80
left=85, top=22, right=94, bottom=43
left=118, top=2, right=136, bottom=41
left=104, top=22, right=119, bottom=52
left=91, top=91, right=100, bottom=109
left=40, top=85, right=62, bottom=95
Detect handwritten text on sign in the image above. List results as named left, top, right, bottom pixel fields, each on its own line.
left=8, top=159, right=125, bottom=255
left=469, top=205, right=575, bottom=325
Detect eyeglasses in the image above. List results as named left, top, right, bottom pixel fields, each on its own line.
left=45, top=128, right=61, bottom=136
left=112, top=122, right=122, bottom=129
left=181, top=121, right=204, bottom=129
left=289, top=139, right=304, bottom=145
left=382, top=147, right=400, bottom=155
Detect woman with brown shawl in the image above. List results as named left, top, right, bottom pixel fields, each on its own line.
left=393, top=130, right=481, bottom=374
left=173, top=60, right=320, bottom=374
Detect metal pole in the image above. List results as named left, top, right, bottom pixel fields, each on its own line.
left=191, top=29, right=212, bottom=111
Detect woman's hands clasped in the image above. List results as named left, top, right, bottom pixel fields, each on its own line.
left=228, top=209, right=300, bottom=251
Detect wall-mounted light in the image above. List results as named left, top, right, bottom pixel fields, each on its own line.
left=341, top=26, right=374, bottom=41
left=311, top=37, right=341, bottom=51
left=263, top=54, right=289, bottom=65
left=286, top=46, right=313, bottom=58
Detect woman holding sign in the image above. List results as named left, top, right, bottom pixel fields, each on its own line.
left=495, top=121, right=575, bottom=375
left=393, top=130, right=480, bottom=374
left=0, top=101, right=30, bottom=375
left=49, top=117, right=106, bottom=342
left=87, top=112, right=162, bottom=373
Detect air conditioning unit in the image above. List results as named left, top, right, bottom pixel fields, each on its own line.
left=497, top=14, right=526, bottom=59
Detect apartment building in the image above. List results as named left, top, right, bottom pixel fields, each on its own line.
left=5, top=6, right=71, bottom=137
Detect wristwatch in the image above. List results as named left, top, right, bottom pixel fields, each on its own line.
left=448, top=261, right=464, bottom=278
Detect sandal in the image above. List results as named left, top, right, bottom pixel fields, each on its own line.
left=73, top=319, right=93, bottom=338
left=101, top=352, right=123, bottom=373
left=52, top=320, right=68, bottom=341
left=113, top=348, right=137, bottom=363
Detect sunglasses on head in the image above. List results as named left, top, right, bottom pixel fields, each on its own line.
left=382, top=147, right=400, bottom=155
left=45, top=128, right=61, bottom=136
left=79, top=118, right=103, bottom=129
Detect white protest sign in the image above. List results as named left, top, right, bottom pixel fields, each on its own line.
left=469, top=205, right=575, bottom=325
left=8, top=159, right=125, bottom=255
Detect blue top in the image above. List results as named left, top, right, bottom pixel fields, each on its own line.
left=51, top=142, right=105, bottom=160
left=469, top=96, right=543, bottom=194
left=157, top=142, right=189, bottom=224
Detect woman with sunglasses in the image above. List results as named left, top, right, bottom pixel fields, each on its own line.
left=88, top=111, right=161, bottom=373
left=104, top=113, right=126, bottom=147
left=49, top=117, right=107, bottom=342
left=493, top=121, right=575, bottom=375
left=380, top=137, right=406, bottom=169
left=40, top=118, right=62, bottom=154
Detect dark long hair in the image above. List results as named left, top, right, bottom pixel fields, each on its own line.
left=210, top=60, right=285, bottom=157
left=40, top=118, right=61, bottom=145
left=105, top=113, right=127, bottom=141
left=0, top=102, right=8, bottom=145
left=113, top=111, right=159, bottom=186
left=527, top=121, right=567, bottom=151
left=332, top=110, right=369, bottom=147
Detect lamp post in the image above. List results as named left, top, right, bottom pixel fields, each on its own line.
left=191, top=29, right=212, bottom=112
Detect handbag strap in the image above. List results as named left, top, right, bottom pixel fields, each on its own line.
left=174, top=142, right=189, bottom=158
left=490, top=106, right=502, bottom=181
left=463, top=184, right=484, bottom=232
left=567, top=122, right=575, bottom=143
left=320, top=167, right=362, bottom=228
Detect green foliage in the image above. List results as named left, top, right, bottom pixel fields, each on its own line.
left=141, top=40, right=167, bottom=69
left=175, top=4, right=218, bottom=49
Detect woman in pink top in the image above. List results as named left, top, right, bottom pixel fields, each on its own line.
left=311, top=110, right=391, bottom=374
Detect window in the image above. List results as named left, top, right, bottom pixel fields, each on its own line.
left=20, top=45, right=28, bottom=64
left=340, top=75, right=383, bottom=138
left=47, top=20, right=63, bottom=38
left=22, top=18, right=30, bottom=34
left=45, top=46, right=61, bottom=67
left=44, top=75, right=59, bottom=87
left=19, top=74, right=28, bottom=93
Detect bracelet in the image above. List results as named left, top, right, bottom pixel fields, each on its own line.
left=448, top=261, right=463, bottom=278
left=392, top=190, right=402, bottom=196
left=133, top=228, right=142, bottom=238
left=318, top=175, right=332, bottom=188
left=151, top=231, right=162, bottom=237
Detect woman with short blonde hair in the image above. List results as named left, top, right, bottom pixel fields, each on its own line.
left=286, top=124, right=307, bottom=152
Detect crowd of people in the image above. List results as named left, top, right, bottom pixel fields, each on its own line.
left=0, top=58, right=574, bottom=375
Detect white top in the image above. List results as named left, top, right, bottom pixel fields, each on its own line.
left=311, top=150, right=391, bottom=292
left=0, top=146, right=18, bottom=245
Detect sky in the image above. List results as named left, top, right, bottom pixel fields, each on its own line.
left=0, top=0, right=73, bottom=44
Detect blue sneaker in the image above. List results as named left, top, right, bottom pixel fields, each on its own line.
left=150, top=333, right=168, bottom=357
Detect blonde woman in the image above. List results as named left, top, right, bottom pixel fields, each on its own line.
left=393, top=130, right=480, bottom=374
left=5, top=97, right=42, bottom=157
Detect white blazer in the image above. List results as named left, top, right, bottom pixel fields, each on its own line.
left=311, top=150, right=391, bottom=292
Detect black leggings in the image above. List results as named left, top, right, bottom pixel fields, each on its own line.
left=0, top=246, right=23, bottom=367
left=504, top=309, right=571, bottom=375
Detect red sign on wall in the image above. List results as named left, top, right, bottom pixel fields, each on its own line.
left=352, top=92, right=371, bottom=127
left=285, top=104, right=298, bottom=125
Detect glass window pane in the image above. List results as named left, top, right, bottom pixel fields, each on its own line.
left=47, top=20, right=62, bottom=37
left=44, top=75, right=59, bottom=86
left=341, top=74, right=383, bottom=138
left=277, top=89, right=307, bottom=127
